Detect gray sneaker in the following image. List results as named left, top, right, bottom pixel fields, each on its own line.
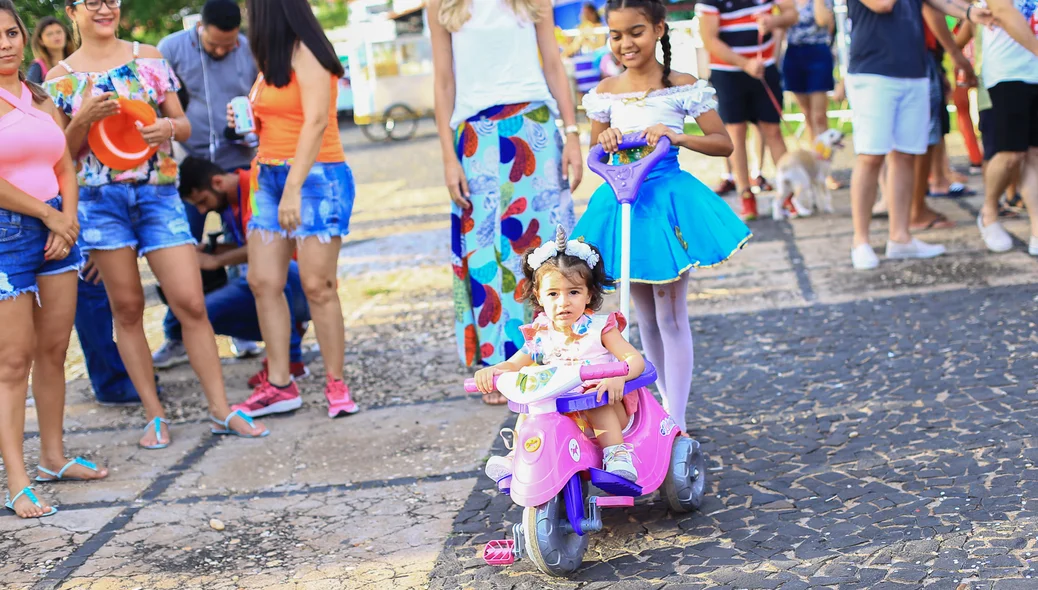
left=152, top=340, right=189, bottom=369
left=230, top=338, right=263, bottom=359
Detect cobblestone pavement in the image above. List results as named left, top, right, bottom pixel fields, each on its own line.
left=2, top=122, right=1037, bottom=590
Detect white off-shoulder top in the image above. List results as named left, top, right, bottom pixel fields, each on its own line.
left=581, top=79, right=717, bottom=134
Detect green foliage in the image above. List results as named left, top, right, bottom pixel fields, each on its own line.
left=18, top=0, right=207, bottom=46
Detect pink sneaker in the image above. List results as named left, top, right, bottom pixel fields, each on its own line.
left=325, top=378, right=358, bottom=418
left=247, top=359, right=311, bottom=388
left=232, top=381, right=302, bottom=417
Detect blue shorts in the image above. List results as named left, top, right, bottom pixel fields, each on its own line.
left=77, top=183, right=196, bottom=255
left=782, top=43, right=835, bottom=95
left=0, top=196, right=83, bottom=302
left=249, top=162, right=356, bottom=241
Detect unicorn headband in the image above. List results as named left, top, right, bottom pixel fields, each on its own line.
left=527, top=225, right=601, bottom=270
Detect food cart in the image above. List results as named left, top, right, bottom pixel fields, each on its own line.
left=345, top=1, right=433, bottom=142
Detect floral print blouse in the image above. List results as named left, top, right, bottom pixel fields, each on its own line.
left=45, top=56, right=181, bottom=187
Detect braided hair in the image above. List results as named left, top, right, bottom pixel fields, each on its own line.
left=604, top=0, right=672, bottom=88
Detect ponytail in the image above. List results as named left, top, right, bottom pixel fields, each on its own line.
left=660, top=24, right=672, bottom=88
left=18, top=69, right=52, bottom=105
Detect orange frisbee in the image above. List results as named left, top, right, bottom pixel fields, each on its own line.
left=88, top=98, right=161, bottom=171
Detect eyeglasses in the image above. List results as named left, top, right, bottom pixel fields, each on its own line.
left=72, top=0, right=122, bottom=11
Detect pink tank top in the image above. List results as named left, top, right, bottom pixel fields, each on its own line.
left=0, top=83, right=65, bottom=201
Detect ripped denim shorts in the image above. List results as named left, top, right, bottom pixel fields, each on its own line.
left=77, top=182, right=196, bottom=255
left=0, top=196, right=83, bottom=302
left=248, top=161, right=356, bottom=241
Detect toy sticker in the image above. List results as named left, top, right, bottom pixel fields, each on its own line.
left=568, top=439, right=580, bottom=462
left=524, top=436, right=541, bottom=453
left=660, top=416, right=677, bottom=437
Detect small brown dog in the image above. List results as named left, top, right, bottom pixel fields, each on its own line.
left=771, top=128, right=845, bottom=220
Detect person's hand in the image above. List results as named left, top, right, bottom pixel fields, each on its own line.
left=954, top=55, right=977, bottom=88
left=641, top=123, right=677, bottom=148
left=76, top=77, right=118, bottom=124
left=742, top=57, right=765, bottom=80
left=81, top=256, right=101, bottom=285
left=598, top=127, right=624, bottom=153
left=595, top=377, right=626, bottom=405
left=444, top=157, right=471, bottom=209
left=136, top=119, right=173, bottom=146
left=278, top=184, right=302, bottom=233
left=562, top=135, right=583, bottom=191
left=475, top=366, right=507, bottom=394
left=833, top=79, right=846, bottom=103
left=44, top=232, right=73, bottom=261
left=969, top=5, right=995, bottom=28
left=756, top=13, right=775, bottom=34
left=42, top=209, right=78, bottom=252
left=197, top=251, right=222, bottom=271
left=226, top=102, right=236, bottom=130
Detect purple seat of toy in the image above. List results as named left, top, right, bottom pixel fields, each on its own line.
left=589, top=468, right=643, bottom=497
left=587, top=134, right=671, bottom=204
left=506, top=361, right=658, bottom=414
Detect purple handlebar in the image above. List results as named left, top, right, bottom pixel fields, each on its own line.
left=587, top=134, right=671, bottom=204
left=462, top=361, right=630, bottom=393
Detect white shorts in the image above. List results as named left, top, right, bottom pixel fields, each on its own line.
left=845, top=74, right=930, bottom=156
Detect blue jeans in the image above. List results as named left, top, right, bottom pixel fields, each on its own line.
left=75, top=277, right=140, bottom=403
left=250, top=162, right=356, bottom=240
left=78, top=183, right=195, bottom=255
left=0, top=196, right=83, bottom=301
left=162, top=261, right=310, bottom=363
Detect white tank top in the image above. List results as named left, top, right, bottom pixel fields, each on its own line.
left=448, top=0, right=557, bottom=129
left=980, top=0, right=1038, bottom=88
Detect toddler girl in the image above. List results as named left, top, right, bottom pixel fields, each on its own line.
left=573, top=0, right=750, bottom=434
left=475, top=226, right=646, bottom=482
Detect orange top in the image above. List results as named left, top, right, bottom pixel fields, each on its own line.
left=250, top=72, right=345, bottom=163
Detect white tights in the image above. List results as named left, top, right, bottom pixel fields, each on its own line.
left=630, top=273, right=694, bottom=432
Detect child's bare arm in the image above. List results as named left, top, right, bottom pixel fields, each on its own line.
left=601, top=330, right=645, bottom=380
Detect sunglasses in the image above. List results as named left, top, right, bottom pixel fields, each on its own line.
left=72, top=0, right=122, bottom=11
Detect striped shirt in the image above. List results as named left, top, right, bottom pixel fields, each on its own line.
left=696, top=0, right=776, bottom=72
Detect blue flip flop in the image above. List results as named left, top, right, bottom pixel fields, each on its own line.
left=35, top=457, right=105, bottom=483
left=4, top=486, right=57, bottom=518
left=210, top=409, right=269, bottom=438
left=928, top=182, right=975, bottom=198
left=140, top=417, right=171, bottom=450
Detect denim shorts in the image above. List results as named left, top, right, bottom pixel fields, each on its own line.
left=782, top=43, right=835, bottom=95
left=249, top=162, right=356, bottom=241
left=78, top=182, right=196, bottom=255
left=0, top=196, right=84, bottom=302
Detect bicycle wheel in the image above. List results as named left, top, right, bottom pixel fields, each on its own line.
left=384, top=103, right=420, bottom=141
left=361, top=121, right=389, bottom=142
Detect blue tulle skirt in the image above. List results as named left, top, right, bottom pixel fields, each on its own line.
left=573, top=150, right=752, bottom=285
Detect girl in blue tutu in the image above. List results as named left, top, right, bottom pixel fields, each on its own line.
left=573, top=0, right=751, bottom=434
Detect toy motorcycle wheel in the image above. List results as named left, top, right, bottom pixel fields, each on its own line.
left=522, top=491, right=588, bottom=577
left=661, top=436, right=707, bottom=513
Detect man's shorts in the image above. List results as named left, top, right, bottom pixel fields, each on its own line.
left=978, top=108, right=997, bottom=162
left=926, top=53, right=949, bottom=147
left=987, top=81, right=1038, bottom=154
left=710, top=65, right=784, bottom=125
left=845, top=73, right=930, bottom=156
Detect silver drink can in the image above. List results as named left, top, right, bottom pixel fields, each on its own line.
left=230, top=96, right=255, bottom=135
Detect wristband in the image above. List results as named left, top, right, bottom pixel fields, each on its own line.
left=166, top=117, right=176, bottom=141
left=965, top=4, right=973, bottom=22
left=564, top=124, right=579, bottom=136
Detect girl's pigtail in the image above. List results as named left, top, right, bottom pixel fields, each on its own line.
left=660, top=24, right=672, bottom=88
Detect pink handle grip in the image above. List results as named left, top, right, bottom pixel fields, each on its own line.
left=579, top=361, right=630, bottom=381
left=463, top=378, right=482, bottom=393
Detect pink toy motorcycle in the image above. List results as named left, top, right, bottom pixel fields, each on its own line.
left=461, top=135, right=707, bottom=577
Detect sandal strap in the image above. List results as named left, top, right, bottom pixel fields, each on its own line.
left=215, top=409, right=255, bottom=429
left=58, top=457, right=98, bottom=479
left=10, top=486, right=42, bottom=508
left=144, top=417, right=170, bottom=442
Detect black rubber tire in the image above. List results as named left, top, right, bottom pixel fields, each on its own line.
left=661, top=437, right=707, bottom=513
left=361, top=121, right=389, bottom=142
left=522, top=491, right=588, bottom=577
left=384, top=103, right=419, bottom=141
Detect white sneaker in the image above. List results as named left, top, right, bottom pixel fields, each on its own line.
left=485, top=454, right=513, bottom=482
left=977, top=214, right=1013, bottom=253
left=152, top=340, right=189, bottom=369
left=603, top=443, right=638, bottom=482
left=851, top=243, right=880, bottom=270
left=885, top=238, right=946, bottom=260
left=1029, top=235, right=1038, bottom=256
left=230, top=338, right=263, bottom=359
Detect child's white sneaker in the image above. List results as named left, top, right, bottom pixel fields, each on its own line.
left=603, top=443, right=638, bottom=482
left=485, top=453, right=513, bottom=482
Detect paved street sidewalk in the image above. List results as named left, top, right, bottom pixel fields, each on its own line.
left=2, top=126, right=1036, bottom=590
